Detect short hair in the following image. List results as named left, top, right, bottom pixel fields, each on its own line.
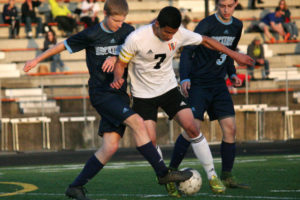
left=104, top=0, right=129, bottom=16
left=215, top=0, right=237, bottom=4
left=157, top=6, right=182, bottom=29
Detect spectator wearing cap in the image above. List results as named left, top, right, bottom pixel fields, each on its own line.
left=246, top=37, right=270, bottom=80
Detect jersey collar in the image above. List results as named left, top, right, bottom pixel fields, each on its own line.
left=100, top=22, right=114, bottom=33
left=214, top=13, right=233, bottom=25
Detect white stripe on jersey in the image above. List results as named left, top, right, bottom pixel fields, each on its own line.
left=120, top=24, right=203, bottom=98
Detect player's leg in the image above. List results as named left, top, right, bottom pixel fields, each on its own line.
left=144, top=120, right=163, bottom=158
left=218, top=117, right=250, bottom=189
left=124, top=113, right=192, bottom=184
left=211, top=85, right=250, bottom=189
left=66, top=132, right=121, bottom=200
left=161, top=88, right=225, bottom=194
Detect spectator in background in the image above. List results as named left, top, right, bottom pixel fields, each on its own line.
left=2, top=0, right=20, bottom=38
left=247, top=37, right=270, bottom=80
left=276, top=0, right=298, bottom=40
left=49, top=0, right=77, bottom=37
left=258, top=9, right=290, bottom=43
left=249, top=0, right=264, bottom=9
left=21, top=0, right=43, bottom=38
left=43, top=30, right=66, bottom=72
left=80, top=0, right=100, bottom=28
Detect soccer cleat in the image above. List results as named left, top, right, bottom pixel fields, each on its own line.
left=209, top=175, right=226, bottom=194
left=165, top=182, right=181, bottom=198
left=221, top=171, right=250, bottom=189
left=158, top=170, right=192, bottom=185
left=65, top=186, right=91, bottom=200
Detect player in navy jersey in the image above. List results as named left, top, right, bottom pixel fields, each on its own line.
left=179, top=0, right=250, bottom=189
left=23, top=1, right=193, bottom=200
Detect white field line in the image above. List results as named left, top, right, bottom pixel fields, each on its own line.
left=22, top=192, right=300, bottom=199
left=271, top=190, right=300, bottom=193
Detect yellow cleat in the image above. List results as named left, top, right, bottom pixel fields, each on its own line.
left=209, top=175, right=226, bottom=194
left=165, top=182, right=181, bottom=198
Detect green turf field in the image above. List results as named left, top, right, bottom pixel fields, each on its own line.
left=0, top=154, right=300, bottom=200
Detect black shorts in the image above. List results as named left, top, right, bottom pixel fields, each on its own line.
left=89, top=88, right=135, bottom=137
left=133, top=87, right=189, bottom=121
left=188, top=84, right=235, bottom=121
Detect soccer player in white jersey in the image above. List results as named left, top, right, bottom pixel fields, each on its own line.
left=111, top=6, right=254, bottom=197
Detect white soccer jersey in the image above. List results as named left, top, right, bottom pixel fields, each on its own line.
left=119, top=24, right=203, bottom=98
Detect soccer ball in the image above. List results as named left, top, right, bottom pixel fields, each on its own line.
left=178, top=168, right=202, bottom=196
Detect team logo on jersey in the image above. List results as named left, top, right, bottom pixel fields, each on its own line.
left=224, top=29, right=229, bottom=34
left=147, top=49, right=153, bottom=54
left=212, top=36, right=235, bottom=46
left=168, top=42, right=177, bottom=51
left=180, top=101, right=187, bottom=106
left=110, top=38, right=116, bottom=43
left=123, top=107, right=129, bottom=113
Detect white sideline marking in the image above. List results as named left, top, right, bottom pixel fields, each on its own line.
left=271, top=190, right=300, bottom=193
left=24, top=192, right=300, bottom=199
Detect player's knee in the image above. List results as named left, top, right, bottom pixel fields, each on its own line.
left=184, top=125, right=200, bottom=138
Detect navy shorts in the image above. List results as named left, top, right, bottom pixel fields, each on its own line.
left=133, top=87, right=189, bottom=121
left=188, top=84, right=235, bottom=121
left=89, top=89, right=135, bottom=137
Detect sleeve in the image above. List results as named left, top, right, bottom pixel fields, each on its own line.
left=180, top=27, right=203, bottom=46
left=179, top=19, right=209, bottom=83
left=226, top=21, right=243, bottom=78
left=64, top=30, right=91, bottom=53
left=3, top=5, right=8, bottom=17
left=179, top=45, right=197, bottom=83
left=118, top=32, right=138, bottom=63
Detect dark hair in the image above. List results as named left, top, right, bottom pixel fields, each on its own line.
left=45, top=30, right=57, bottom=44
left=157, top=6, right=182, bottom=29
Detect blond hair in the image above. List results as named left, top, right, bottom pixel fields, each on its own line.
left=104, top=0, right=129, bottom=16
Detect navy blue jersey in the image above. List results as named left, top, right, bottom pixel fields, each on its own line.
left=180, top=14, right=242, bottom=87
left=65, top=23, right=134, bottom=92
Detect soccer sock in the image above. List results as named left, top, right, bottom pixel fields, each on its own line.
left=221, top=140, right=236, bottom=172
left=137, top=141, right=168, bottom=177
left=70, top=154, right=104, bottom=187
left=169, top=134, right=191, bottom=170
left=191, top=133, right=217, bottom=180
left=156, top=145, right=163, bottom=159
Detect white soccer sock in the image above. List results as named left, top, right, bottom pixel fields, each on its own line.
left=156, top=145, right=163, bottom=160
left=190, top=133, right=217, bottom=180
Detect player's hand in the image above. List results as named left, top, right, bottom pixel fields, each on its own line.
left=234, top=52, right=254, bottom=66
left=23, top=59, right=38, bottom=72
left=110, top=78, right=124, bottom=89
left=231, top=76, right=242, bottom=87
left=102, top=56, right=117, bottom=72
left=181, top=81, right=191, bottom=98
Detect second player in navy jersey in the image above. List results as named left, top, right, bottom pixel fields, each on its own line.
left=179, top=0, right=250, bottom=190
left=180, top=13, right=242, bottom=87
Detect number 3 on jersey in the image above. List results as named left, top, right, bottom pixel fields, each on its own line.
left=154, top=54, right=166, bottom=69
left=216, top=53, right=227, bottom=65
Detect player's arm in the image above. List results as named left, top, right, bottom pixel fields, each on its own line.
left=110, top=59, right=128, bottom=89
left=179, top=45, right=196, bottom=97
left=201, top=35, right=254, bottom=66
left=23, top=42, right=66, bottom=72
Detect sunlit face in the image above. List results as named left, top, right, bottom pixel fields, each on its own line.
left=9, top=0, right=15, bottom=6
left=216, top=0, right=237, bottom=23
left=154, top=22, right=178, bottom=41
left=104, top=13, right=126, bottom=32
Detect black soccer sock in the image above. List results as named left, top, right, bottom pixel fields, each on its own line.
left=221, top=141, right=236, bottom=172
left=70, top=154, right=104, bottom=187
left=136, top=141, right=168, bottom=177
left=169, top=134, right=191, bottom=170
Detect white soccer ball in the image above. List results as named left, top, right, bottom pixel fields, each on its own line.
left=178, top=168, right=202, bottom=196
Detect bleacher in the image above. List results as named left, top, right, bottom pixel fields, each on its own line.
left=0, top=0, right=300, bottom=151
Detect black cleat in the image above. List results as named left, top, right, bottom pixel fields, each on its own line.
left=65, top=186, right=91, bottom=200
left=158, top=170, right=193, bottom=185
